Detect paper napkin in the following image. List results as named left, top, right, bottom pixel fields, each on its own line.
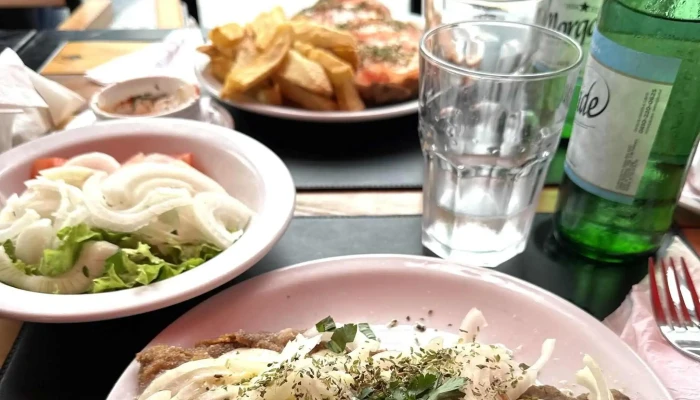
left=0, top=48, right=85, bottom=147
left=85, top=29, right=204, bottom=86
left=604, top=238, right=700, bottom=400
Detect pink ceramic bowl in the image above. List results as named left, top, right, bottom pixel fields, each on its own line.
left=0, top=118, right=295, bottom=322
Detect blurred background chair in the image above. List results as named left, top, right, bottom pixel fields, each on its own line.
left=0, top=0, right=190, bottom=30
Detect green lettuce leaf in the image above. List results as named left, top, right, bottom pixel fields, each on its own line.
left=90, top=240, right=222, bottom=293
left=37, top=224, right=102, bottom=277
left=1, top=223, right=223, bottom=293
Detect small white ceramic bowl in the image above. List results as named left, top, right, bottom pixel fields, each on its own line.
left=91, top=76, right=202, bottom=121
left=0, top=118, right=295, bottom=322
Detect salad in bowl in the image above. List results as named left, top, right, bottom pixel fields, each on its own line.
left=0, top=152, right=253, bottom=294
left=0, top=118, right=294, bottom=322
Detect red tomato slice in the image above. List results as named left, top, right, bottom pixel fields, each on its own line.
left=31, top=158, right=66, bottom=178
left=172, top=153, right=194, bottom=166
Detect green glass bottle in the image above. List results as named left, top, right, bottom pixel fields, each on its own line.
left=553, top=0, right=700, bottom=262
left=546, top=0, right=604, bottom=139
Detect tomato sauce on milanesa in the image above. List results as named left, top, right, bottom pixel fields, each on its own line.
left=295, top=0, right=420, bottom=105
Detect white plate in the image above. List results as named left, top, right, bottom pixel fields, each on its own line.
left=194, top=0, right=421, bottom=123
left=108, top=254, right=671, bottom=400
left=0, top=118, right=295, bottom=322
left=64, top=98, right=234, bottom=130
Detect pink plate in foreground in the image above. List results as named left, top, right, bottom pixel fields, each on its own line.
left=108, top=254, right=671, bottom=400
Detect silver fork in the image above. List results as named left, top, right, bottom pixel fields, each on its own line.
left=649, top=257, right=700, bottom=361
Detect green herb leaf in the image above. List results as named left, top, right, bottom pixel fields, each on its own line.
left=389, top=387, right=416, bottom=400
left=358, top=322, right=377, bottom=340
left=315, top=316, right=336, bottom=332
left=326, top=323, right=357, bottom=353
left=407, top=373, right=438, bottom=396
left=425, top=377, right=466, bottom=400
left=358, top=387, right=374, bottom=399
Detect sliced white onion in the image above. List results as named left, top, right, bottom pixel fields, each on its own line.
left=576, top=355, right=613, bottom=400
left=0, top=241, right=117, bottom=294
left=139, top=358, right=237, bottom=400
left=0, top=209, right=40, bottom=242
left=137, top=220, right=182, bottom=245
left=64, top=152, right=120, bottom=173
left=39, top=165, right=98, bottom=188
left=143, top=391, right=171, bottom=400
left=189, top=192, right=253, bottom=249
left=459, top=307, right=488, bottom=342
left=15, top=219, right=54, bottom=264
left=56, top=205, right=91, bottom=231
left=0, top=194, right=22, bottom=223
left=83, top=172, right=192, bottom=232
left=130, top=178, right=196, bottom=206
left=101, top=163, right=225, bottom=208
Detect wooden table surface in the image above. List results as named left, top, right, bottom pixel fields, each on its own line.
left=1, top=39, right=699, bottom=368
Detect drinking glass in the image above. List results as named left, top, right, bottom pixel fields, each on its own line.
left=419, top=21, right=582, bottom=267
left=424, top=0, right=550, bottom=30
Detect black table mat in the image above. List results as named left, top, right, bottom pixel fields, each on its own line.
left=229, top=109, right=424, bottom=189
left=0, top=30, right=35, bottom=53
left=226, top=107, right=568, bottom=190
left=0, top=214, right=650, bottom=399
left=17, top=29, right=176, bottom=71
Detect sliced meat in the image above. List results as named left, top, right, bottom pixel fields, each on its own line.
left=348, top=19, right=420, bottom=105
left=195, top=328, right=301, bottom=356
left=294, top=0, right=421, bottom=105
left=296, top=0, right=391, bottom=27
left=518, top=385, right=630, bottom=400
left=136, top=328, right=300, bottom=388
left=577, top=390, right=630, bottom=400
left=519, top=385, right=576, bottom=400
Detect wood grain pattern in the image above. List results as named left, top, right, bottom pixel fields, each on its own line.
left=41, top=42, right=151, bottom=76
left=0, top=0, right=63, bottom=6
left=294, top=187, right=560, bottom=217
left=156, top=0, right=186, bottom=29
left=58, top=0, right=113, bottom=31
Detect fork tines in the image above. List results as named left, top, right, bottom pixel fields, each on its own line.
left=648, top=257, right=700, bottom=361
left=649, top=257, right=700, bottom=330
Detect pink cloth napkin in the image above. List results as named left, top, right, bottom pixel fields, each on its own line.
left=604, top=239, right=700, bottom=400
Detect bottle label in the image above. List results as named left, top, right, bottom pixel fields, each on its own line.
left=565, top=28, right=681, bottom=204
left=547, top=0, right=602, bottom=72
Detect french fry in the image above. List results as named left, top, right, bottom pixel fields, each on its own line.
left=251, top=6, right=287, bottom=50
left=274, top=77, right=338, bottom=111
left=209, top=23, right=244, bottom=57
left=334, top=78, right=365, bottom=111
left=196, top=44, right=220, bottom=58
left=232, top=35, right=258, bottom=68
left=209, top=55, right=234, bottom=83
left=253, top=82, right=282, bottom=105
left=222, top=23, right=292, bottom=96
left=290, top=21, right=359, bottom=69
left=294, top=41, right=352, bottom=73
left=225, top=82, right=282, bottom=105
left=295, top=43, right=365, bottom=111
left=330, top=47, right=360, bottom=71
left=275, top=49, right=333, bottom=97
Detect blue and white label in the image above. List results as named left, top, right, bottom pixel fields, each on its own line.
left=565, top=28, right=681, bottom=204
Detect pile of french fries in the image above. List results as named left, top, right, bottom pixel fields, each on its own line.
left=197, top=7, right=365, bottom=112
